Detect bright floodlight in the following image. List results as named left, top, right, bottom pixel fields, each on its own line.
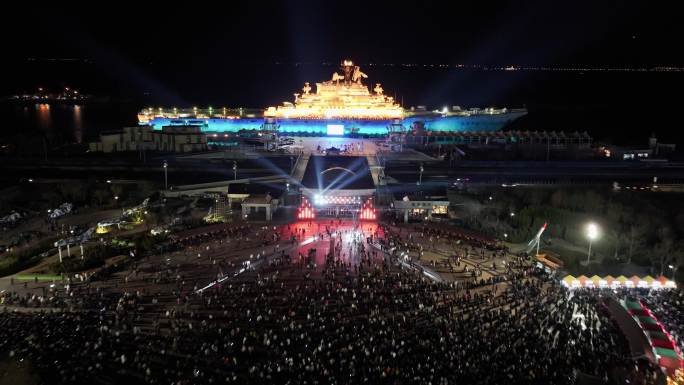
left=586, top=223, right=599, bottom=240
left=326, top=124, right=344, bottom=136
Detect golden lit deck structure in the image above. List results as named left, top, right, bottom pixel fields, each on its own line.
left=137, top=59, right=527, bottom=135
left=264, top=60, right=403, bottom=120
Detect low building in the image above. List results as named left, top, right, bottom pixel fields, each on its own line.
left=241, top=193, right=278, bottom=221
left=602, top=135, right=676, bottom=160
left=392, top=187, right=450, bottom=223
left=406, top=130, right=593, bottom=149
left=89, top=125, right=207, bottom=153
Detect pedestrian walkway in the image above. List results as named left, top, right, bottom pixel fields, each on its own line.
left=291, top=153, right=310, bottom=184
left=367, top=155, right=396, bottom=205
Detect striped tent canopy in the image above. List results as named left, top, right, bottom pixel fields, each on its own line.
left=642, top=322, right=663, bottom=332
left=590, top=275, right=602, bottom=286
left=648, top=331, right=668, bottom=340
left=651, top=338, right=675, bottom=349
left=577, top=275, right=589, bottom=286
left=657, top=356, right=682, bottom=376
left=562, top=274, right=676, bottom=289
left=655, top=347, right=679, bottom=359
left=638, top=316, right=658, bottom=325
left=562, top=275, right=576, bottom=285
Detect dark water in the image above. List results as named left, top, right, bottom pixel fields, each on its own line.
left=3, top=63, right=684, bottom=146
left=0, top=102, right=138, bottom=144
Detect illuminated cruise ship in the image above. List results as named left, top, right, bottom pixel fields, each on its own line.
left=139, top=60, right=527, bottom=136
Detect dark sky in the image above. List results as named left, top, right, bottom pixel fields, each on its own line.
left=5, top=0, right=684, bottom=111
left=6, top=1, right=684, bottom=67
left=4, top=1, right=684, bottom=145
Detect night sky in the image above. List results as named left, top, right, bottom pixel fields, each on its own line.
left=7, top=2, right=683, bottom=69
left=3, top=1, right=684, bottom=68
left=4, top=1, right=684, bottom=146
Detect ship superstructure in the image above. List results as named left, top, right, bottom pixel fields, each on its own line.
left=139, top=59, right=526, bottom=136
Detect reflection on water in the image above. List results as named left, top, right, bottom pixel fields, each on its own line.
left=36, top=103, right=51, bottom=131
left=73, top=105, right=83, bottom=143
left=2, top=102, right=139, bottom=144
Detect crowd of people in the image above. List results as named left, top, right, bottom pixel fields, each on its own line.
left=0, top=220, right=676, bottom=385
left=643, top=287, right=684, bottom=354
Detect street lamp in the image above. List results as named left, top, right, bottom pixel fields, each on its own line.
left=419, top=164, right=424, bottom=185
left=163, top=160, right=168, bottom=190
left=233, top=161, right=237, bottom=180
left=669, top=264, right=676, bottom=281
left=585, top=222, right=599, bottom=263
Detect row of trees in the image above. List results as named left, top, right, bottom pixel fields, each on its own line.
left=452, top=186, right=684, bottom=279
left=50, top=180, right=157, bottom=207
left=0, top=180, right=158, bottom=214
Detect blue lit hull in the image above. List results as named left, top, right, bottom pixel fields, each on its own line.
left=143, top=111, right=526, bottom=136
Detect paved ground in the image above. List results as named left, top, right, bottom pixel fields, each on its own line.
left=0, top=220, right=382, bottom=297
left=0, top=218, right=526, bottom=302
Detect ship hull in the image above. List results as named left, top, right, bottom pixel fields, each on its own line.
left=142, top=111, right=527, bottom=136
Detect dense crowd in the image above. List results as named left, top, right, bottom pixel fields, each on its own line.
left=0, top=221, right=674, bottom=385
left=644, top=288, right=684, bottom=353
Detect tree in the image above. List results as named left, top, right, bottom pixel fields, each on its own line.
left=42, top=190, right=61, bottom=207
left=92, top=188, right=110, bottom=207
left=110, top=184, right=125, bottom=201
left=550, top=190, right=567, bottom=208
left=583, top=190, right=605, bottom=213
left=609, top=229, right=625, bottom=260
left=670, top=241, right=684, bottom=282
left=627, top=224, right=646, bottom=264
left=59, top=183, right=86, bottom=203
left=654, top=227, right=674, bottom=276
left=137, top=181, right=157, bottom=199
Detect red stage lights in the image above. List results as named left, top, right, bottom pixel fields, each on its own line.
left=359, top=197, right=377, bottom=220
left=297, top=198, right=316, bottom=220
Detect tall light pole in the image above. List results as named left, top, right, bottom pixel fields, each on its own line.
left=419, top=164, right=424, bottom=185
left=233, top=161, right=237, bottom=180
left=669, top=264, right=676, bottom=281
left=163, top=160, right=168, bottom=190
left=586, top=222, right=599, bottom=264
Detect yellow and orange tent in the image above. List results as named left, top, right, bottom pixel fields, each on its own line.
left=577, top=275, right=589, bottom=286
left=590, top=275, right=602, bottom=286
left=562, top=275, right=576, bottom=286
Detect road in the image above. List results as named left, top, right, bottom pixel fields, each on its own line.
left=385, top=160, right=684, bottom=184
